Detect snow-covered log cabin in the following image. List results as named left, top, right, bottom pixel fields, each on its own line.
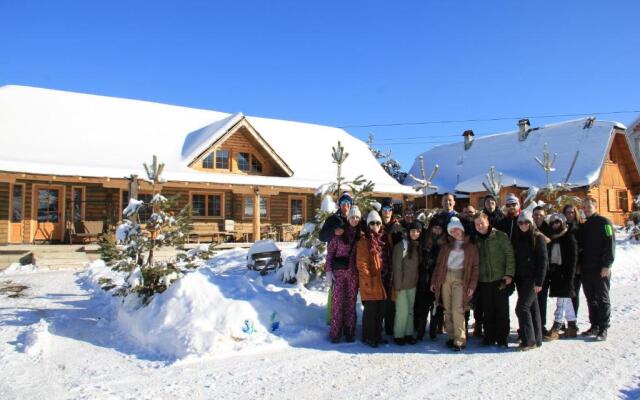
left=0, top=85, right=416, bottom=244
left=405, top=118, right=640, bottom=225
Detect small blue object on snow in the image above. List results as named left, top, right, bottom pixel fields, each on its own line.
left=270, top=312, right=280, bottom=332
left=242, top=319, right=256, bottom=335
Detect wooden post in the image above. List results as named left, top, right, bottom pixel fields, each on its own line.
left=253, top=187, right=261, bottom=242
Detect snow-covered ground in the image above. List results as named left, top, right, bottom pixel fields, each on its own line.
left=1, top=239, right=639, bottom=400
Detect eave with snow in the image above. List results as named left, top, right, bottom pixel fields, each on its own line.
left=405, top=118, right=640, bottom=225
left=0, top=85, right=415, bottom=244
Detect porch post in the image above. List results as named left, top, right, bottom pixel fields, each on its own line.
left=253, top=187, right=261, bottom=241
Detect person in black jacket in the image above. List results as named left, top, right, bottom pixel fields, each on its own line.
left=415, top=220, right=445, bottom=340
left=563, top=204, right=584, bottom=318
left=577, top=197, right=615, bottom=341
left=495, top=193, right=521, bottom=240
left=319, top=192, right=353, bottom=243
left=512, top=210, right=548, bottom=351
left=544, top=213, right=579, bottom=340
left=429, top=193, right=458, bottom=232
left=532, top=205, right=552, bottom=335
left=483, top=194, right=505, bottom=227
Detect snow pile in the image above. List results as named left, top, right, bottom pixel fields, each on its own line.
left=610, top=238, right=640, bottom=286
left=1, top=263, right=44, bottom=275
left=17, top=319, right=52, bottom=359
left=83, top=245, right=328, bottom=360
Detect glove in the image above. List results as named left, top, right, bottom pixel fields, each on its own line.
left=325, top=271, right=335, bottom=283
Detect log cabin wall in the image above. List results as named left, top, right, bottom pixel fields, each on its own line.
left=0, top=182, right=9, bottom=244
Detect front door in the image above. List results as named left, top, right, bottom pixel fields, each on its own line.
left=9, top=184, right=24, bottom=243
left=34, top=186, right=64, bottom=242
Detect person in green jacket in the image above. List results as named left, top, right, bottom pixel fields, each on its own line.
left=474, top=211, right=516, bottom=348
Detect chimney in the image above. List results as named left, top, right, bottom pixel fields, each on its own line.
left=584, top=116, right=596, bottom=129
left=463, top=129, right=475, bottom=150
left=518, top=118, right=531, bottom=141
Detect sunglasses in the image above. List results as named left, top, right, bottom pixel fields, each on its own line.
left=505, top=203, right=518, bottom=208
left=381, top=206, right=393, bottom=212
left=339, top=200, right=352, bottom=206
left=552, top=220, right=562, bottom=225
left=368, top=221, right=382, bottom=226
left=518, top=221, right=530, bottom=226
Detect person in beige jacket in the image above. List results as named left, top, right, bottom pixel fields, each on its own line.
left=391, top=221, right=422, bottom=345
left=431, top=217, right=480, bottom=351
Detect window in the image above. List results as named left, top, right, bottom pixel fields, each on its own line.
left=37, top=189, right=59, bottom=222
left=238, top=152, right=250, bottom=172
left=251, top=156, right=263, bottom=173
left=191, top=193, right=223, bottom=217
left=216, top=149, right=230, bottom=169
left=73, top=187, right=84, bottom=223
left=244, top=197, right=268, bottom=218
left=121, top=191, right=152, bottom=223
left=202, top=153, right=214, bottom=169
left=192, top=194, right=206, bottom=216
left=11, top=185, right=23, bottom=223
left=618, top=190, right=629, bottom=212
left=290, top=197, right=305, bottom=225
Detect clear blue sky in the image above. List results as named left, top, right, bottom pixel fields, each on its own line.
left=1, top=1, right=639, bottom=170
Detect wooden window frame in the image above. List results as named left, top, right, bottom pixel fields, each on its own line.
left=242, top=195, right=270, bottom=220
left=10, top=183, right=26, bottom=224
left=189, top=191, right=225, bottom=219
left=71, top=186, right=86, bottom=223
left=251, top=155, right=263, bottom=173
left=202, top=153, right=214, bottom=169
left=120, top=190, right=153, bottom=223
left=215, top=149, right=230, bottom=170
left=288, top=195, right=307, bottom=225
left=237, top=152, right=251, bottom=172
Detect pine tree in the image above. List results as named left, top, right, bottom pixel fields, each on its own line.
left=97, top=229, right=119, bottom=264
left=367, top=134, right=407, bottom=183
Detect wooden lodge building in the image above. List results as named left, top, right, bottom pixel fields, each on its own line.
left=0, top=85, right=416, bottom=245
left=405, top=117, right=640, bottom=226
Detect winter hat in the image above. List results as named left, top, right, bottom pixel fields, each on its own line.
left=338, top=192, right=353, bottom=206
left=407, top=221, right=423, bottom=232
left=505, top=193, right=520, bottom=205
left=381, top=198, right=393, bottom=211
left=549, top=212, right=567, bottom=226
left=518, top=209, right=534, bottom=225
left=348, top=205, right=362, bottom=219
left=367, top=210, right=382, bottom=225
left=447, top=216, right=465, bottom=235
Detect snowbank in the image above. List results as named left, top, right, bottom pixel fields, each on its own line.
left=82, top=245, right=328, bottom=360
left=16, top=319, right=52, bottom=359
left=1, top=263, right=45, bottom=275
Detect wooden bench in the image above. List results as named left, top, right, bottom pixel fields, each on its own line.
left=188, top=222, right=235, bottom=244
left=71, top=221, right=104, bottom=243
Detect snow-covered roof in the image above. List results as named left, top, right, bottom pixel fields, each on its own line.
left=405, top=118, right=630, bottom=194
left=0, top=85, right=415, bottom=195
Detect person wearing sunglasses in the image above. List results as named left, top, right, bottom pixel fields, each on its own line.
left=379, top=198, right=404, bottom=337
left=562, top=204, right=584, bottom=321
left=544, top=213, right=578, bottom=341
left=495, top=193, right=521, bottom=240
left=318, top=191, right=353, bottom=243
left=325, top=206, right=363, bottom=343
left=356, top=210, right=388, bottom=348
left=512, top=210, right=548, bottom=351
left=532, top=205, right=552, bottom=336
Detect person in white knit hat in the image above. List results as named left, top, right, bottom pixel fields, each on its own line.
left=430, top=217, right=479, bottom=351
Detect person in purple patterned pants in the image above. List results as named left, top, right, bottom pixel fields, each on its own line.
left=326, top=206, right=362, bottom=343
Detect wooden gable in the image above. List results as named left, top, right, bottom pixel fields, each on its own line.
left=600, top=132, right=640, bottom=190
left=189, top=118, right=292, bottom=177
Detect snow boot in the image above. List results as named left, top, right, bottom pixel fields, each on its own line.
left=564, top=321, right=578, bottom=338
left=405, top=336, right=417, bottom=345
left=446, top=339, right=454, bottom=348
left=394, top=337, right=406, bottom=346
left=595, top=327, right=608, bottom=342
left=544, top=322, right=562, bottom=341
left=581, top=325, right=598, bottom=337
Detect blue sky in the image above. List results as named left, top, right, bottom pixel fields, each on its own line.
left=1, top=1, right=638, bottom=170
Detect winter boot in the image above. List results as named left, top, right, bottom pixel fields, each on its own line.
left=445, top=339, right=454, bottom=348
left=581, top=325, right=598, bottom=337
left=429, top=316, right=438, bottom=340
left=394, top=337, right=406, bottom=346
left=516, top=343, right=536, bottom=352
left=564, top=321, right=578, bottom=338
left=405, top=336, right=417, bottom=345
left=544, top=322, right=562, bottom=341
left=595, top=327, right=608, bottom=342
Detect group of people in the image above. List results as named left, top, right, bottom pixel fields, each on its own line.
left=320, top=191, right=615, bottom=351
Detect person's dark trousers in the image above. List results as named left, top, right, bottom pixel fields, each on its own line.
left=516, top=279, right=543, bottom=347
left=572, top=273, right=582, bottom=316
left=429, top=304, right=444, bottom=335
left=362, top=300, right=386, bottom=344
left=581, top=268, right=611, bottom=330
left=472, top=290, right=483, bottom=334
left=536, top=278, right=550, bottom=333
left=383, top=299, right=395, bottom=336
left=479, top=280, right=510, bottom=345
left=414, top=289, right=432, bottom=340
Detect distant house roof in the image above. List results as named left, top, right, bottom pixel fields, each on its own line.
left=405, top=118, right=630, bottom=194
left=0, top=85, right=415, bottom=195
